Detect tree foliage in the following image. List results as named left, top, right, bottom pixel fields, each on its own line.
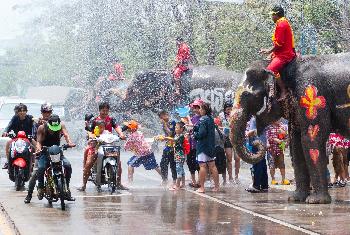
left=0, top=0, right=349, bottom=96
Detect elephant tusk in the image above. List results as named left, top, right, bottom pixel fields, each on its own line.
left=257, top=96, right=267, bottom=115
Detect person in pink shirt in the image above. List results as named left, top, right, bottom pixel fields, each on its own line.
left=124, top=120, right=161, bottom=183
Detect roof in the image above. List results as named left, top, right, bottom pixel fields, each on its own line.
left=0, top=97, right=45, bottom=105
left=25, top=86, right=75, bottom=105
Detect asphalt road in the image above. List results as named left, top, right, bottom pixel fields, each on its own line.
left=0, top=150, right=350, bottom=235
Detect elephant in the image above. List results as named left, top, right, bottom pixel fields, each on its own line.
left=230, top=53, right=350, bottom=204
left=117, top=65, right=242, bottom=114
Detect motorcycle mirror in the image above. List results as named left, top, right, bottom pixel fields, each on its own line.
left=85, top=114, right=94, bottom=122
left=121, top=125, right=128, bottom=132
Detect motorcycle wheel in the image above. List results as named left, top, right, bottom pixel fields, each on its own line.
left=15, top=168, right=24, bottom=191
left=56, top=176, right=66, bottom=211
left=107, top=164, right=117, bottom=193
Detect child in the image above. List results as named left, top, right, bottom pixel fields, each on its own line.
left=329, top=132, right=349, bottom=187
left=186, top=99, right=203, bottom=188
left=124, top=120, right=161, bottom=183
left=245, top=116, right=268, bottom=193
left=218, top=100, right=238, bottom=183
left=79, top=120, right=107, bottom=191
left=170, top=121, right=187, bottom=190
left=157, top=110, right=177, bottom=186
left=214, top=117, right=227, bottom=186
left=266, top=119, right=289, bottom=185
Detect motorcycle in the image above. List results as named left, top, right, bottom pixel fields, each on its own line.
left=7, top=131, right=33, bottom=191
left=41, top=144, right=73, bottom=210
left=88, top=132, right=120, bottom=193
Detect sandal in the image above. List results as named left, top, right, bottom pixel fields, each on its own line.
left=195, top=188, right=205, bottom=193
left=77, top=187, right=86, bottom=192
left=212, top=188, right=220, bottom=192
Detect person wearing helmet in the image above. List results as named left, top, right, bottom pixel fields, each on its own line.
left=32, top=103, right=53, bottom=139
left=2, top=103, right=35, bottom=169
left=217, top=100, right=240, bottom=184
left=24, top=102, right=53, bottom=203
left=260, top=5, right=296, bottom=100
left=24, top=114, right=76, bottom=203
left=40, top=103, right=53, bottom=122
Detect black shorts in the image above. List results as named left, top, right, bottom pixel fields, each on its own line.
left=224, top=136, right=233, bottom=149
left=215, top=146, right=227, bottom=174
left=187, top=149, right=199, bottom=174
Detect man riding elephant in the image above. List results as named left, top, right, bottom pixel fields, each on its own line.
left=231, top=52, right=350, bottom=204
left=260, top=5, right=296, bottom=100
left=173, top=37, right=193, bottom=106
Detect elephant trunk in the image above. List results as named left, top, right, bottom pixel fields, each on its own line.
left=230, top=109, right=266, bottom=164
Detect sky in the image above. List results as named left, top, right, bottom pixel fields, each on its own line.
left=0, top=0, right=245, bottom=41
left=0, top=0, right=32, bottom=40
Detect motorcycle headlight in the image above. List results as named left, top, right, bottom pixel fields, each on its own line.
left=14, top=140, right=27, bottom=154
left=103, top=146, right=120, bottom=156
left=50, top=154, right=61, bottom=163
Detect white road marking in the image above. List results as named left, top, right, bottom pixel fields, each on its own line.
left=74, top=192, right=132, bottom=198
left=186, top=189, right=319, bottom=235
left=135, top=172, right=319, bottom=235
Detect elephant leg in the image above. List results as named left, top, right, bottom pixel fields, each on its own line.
left=288, top=130, right=310, bottom=202
left=301, top=130, right=331, bottom=204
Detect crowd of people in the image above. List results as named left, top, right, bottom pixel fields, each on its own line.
left=0, top=5, right=348, bottom=208
left=78, top=99, right=349, bottom=195
left=1, top=101, right=349, bottom=205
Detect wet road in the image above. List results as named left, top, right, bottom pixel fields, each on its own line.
left=0, top=150, right=350, bottom=235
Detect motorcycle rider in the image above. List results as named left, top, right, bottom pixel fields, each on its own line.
left=78, top=120, right=106, bottom=191
left=2, top=103, right=35, bottom=169
left=24, top=103, right=53, bottom=203
left=84, top=102, right=126, bottom=192
left=25, top=114, right=75, bottom=203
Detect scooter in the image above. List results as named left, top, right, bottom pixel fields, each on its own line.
left=8, top=131, right=33, bottom=191
left=89, top=133, right=120, bottom=193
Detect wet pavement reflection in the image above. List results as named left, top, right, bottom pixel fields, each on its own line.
left=0, top=151, right=349, bottom=234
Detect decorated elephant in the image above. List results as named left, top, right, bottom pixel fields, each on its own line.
left=117, top=66, right=242, bottom=114
left=231, top=53, right=350, bottom=204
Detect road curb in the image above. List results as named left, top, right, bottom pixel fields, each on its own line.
left=0, top=202, right=20, bottom=235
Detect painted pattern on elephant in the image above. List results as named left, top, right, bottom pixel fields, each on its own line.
left=299, top=85, right=326, bottom=120
left=307, top=124, right=319, bottom=142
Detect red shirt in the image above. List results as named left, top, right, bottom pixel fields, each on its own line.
left=272, top=17, right=296, bottom=61
left=175, top=43, right=191, bottom=66
left=93, top=116, right=118, bottom=133
left=114, top=63, right=124, bottom=76
left=109, top=63, right=125, bottom=80
left=266, top=123, right=287, bottom=156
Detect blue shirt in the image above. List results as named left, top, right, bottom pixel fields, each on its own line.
left=247, top=117, right=267, bottom=145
